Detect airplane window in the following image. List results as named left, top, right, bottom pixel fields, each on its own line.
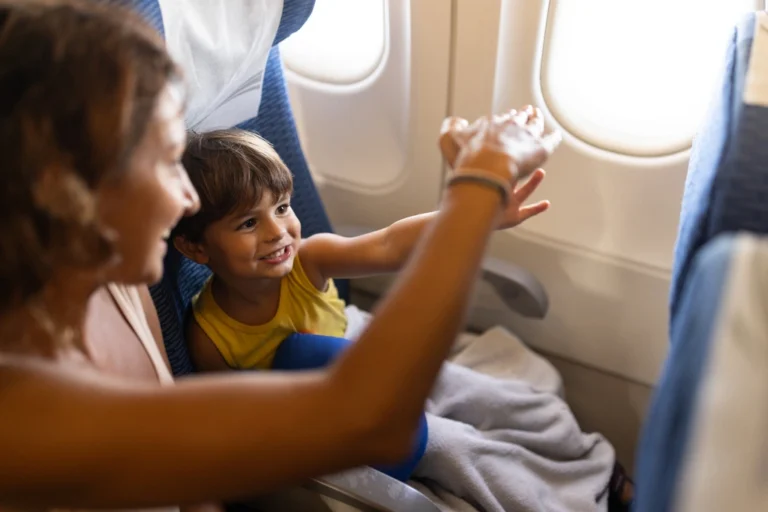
left=280, top=0, right=386, bottom=85
left=541, top=0, right=760, bottom=157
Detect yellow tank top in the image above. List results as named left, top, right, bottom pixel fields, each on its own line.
left=192, top=255, right=347, bottom=369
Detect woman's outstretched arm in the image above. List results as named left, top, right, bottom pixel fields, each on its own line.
left=0, top=109, right=559, bottom=509
left=0, top=184, right=502, bottom=509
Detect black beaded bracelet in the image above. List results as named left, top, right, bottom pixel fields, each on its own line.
left=446, top=172, right=510, bottom=208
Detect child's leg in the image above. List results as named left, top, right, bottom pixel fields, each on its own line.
left=271, top=332, right=350, bottom=369
left=272, top=332, right=429, bottom=482
left=371, top=413, right=429, bottom=482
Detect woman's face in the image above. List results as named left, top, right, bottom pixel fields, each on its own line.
left=96, top=84, right=200, bottom=285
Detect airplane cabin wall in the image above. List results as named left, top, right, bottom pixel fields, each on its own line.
left=280, top=0, right=764, bottom=468
left=282, top=0, right=450, bottom=231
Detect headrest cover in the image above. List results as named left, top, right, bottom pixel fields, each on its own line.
left=159, top=0, right=283, bottom=130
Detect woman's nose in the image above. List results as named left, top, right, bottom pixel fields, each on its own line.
left=179, top=165, right=200, bottom=216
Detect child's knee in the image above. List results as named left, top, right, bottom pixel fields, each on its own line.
left=272, top=332, right=352, bottom=370
left=373, top=413, right=429, bottom=482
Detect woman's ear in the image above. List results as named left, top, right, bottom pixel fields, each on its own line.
left=173, top=235, right=209, bottom=265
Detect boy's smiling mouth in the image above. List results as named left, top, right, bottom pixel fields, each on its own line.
left=259, top=245, right=292, bottom=263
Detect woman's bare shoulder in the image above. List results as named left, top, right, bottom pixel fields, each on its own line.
left=0, top=351, right=118, bottom=391
left=0, top=351, right=167, bottom=507
left=0, top=354, right=40, bottom=386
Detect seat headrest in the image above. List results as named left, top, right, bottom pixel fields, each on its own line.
left=126, top=0, right=315, bottom=131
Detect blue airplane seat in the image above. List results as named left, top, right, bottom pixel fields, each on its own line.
left=114, top=0, right=347, bottom=377
left=636, top=11, right=768, bottom=511
left=669, top=12, right=767, bottom=328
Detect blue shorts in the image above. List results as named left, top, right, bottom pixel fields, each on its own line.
left=273, top=332, right=428, bottom=482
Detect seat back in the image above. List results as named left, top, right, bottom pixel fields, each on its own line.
left=670, top=12, right=767, bottom=326
left=117, top=0, right=348, bottom=376
left=636, top=11, right=768, bottom=511
left=635, top=233, right=768, bottom=512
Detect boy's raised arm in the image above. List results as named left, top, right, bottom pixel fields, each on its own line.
left=298, top=212, right=437, bottom=289
left=299, top=167, right=549, bottom=289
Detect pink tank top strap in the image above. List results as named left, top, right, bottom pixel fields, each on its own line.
left=106, top=283, right=174, bottom=385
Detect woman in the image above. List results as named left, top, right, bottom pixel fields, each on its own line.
left=0, top=0, right=559, bottom=509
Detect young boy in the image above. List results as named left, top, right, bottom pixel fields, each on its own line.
left=172, top=128, right=549, bottom=375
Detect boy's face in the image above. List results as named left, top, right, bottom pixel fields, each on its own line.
left=194, top=191, right=301, bottom=282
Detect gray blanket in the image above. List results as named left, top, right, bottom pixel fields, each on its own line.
left=409, top=362, right=614, bottom=512
left=344, top=308, right=616, bottom=512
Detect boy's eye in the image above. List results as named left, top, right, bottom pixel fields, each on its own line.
left=239, top=218, right=256, bottom=230
left=276, top=204, right=291, bottom=215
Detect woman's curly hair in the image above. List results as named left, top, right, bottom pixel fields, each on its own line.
left=0, top=0, right=180, bottom=310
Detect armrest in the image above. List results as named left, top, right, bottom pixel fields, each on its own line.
left=240, top=467, right=438, bottom=511
left=480, top=257, right=548, bottom=318
left=335, top=224, right=549, bottom=319
left=307, top=467, right=440, bottom=512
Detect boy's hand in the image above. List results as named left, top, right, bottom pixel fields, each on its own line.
left=497, top=168, right=549, bottom=230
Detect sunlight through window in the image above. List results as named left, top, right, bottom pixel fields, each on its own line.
left=281, top=0, right=386, bottom=85
left=541, top=0, right=759, bottom=156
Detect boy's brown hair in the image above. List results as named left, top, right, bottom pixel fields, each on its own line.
left=174, top=129, right=294, bottom=243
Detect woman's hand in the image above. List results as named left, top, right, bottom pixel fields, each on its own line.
left=439, top=106, right=561, bottom=184
left=439, top=106, right=560, bottom=228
